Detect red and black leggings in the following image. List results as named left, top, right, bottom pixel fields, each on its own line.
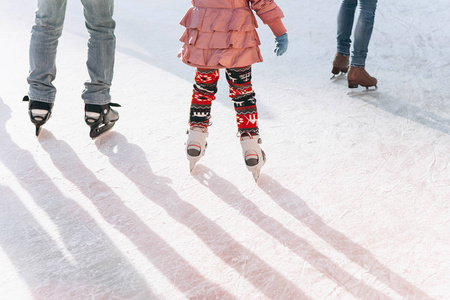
left=189, top=66, right=259, bottom=136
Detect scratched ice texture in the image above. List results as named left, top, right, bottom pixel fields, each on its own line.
left=0, top=0, right=449, bottom=299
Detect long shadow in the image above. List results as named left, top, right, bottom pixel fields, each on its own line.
left=0, top=186, right=138, bottom=298
left=0, top=186, right=66, bottom=297
left=39, top=130, right=231, bottom=299
left=258, top=174, right=433, bottom=299
left=0, top=97, right=154, bottom=298
left=193, top=166, right=392, bottom=299
left=95, top=132, right=310, bottom=299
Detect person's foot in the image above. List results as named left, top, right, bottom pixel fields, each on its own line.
left=186, top=125, right=208, bottom=172
left=331, top=53, right=349, bottom=75
left=240, top=134, right=266, bottom=182
left=85, top=103, right=120, bottom=139
left=347, top=66, right=377, bottom=88
left=23, top=96, right=54, bottom=136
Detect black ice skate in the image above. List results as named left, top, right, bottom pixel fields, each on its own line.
left=85, top=102, right=120, bottom=139
left=240, top=134, right=266, bottom=182
left=23, top=96, right=54, bottom=136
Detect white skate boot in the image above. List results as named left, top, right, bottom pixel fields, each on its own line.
left=240, top=134, right=266, bottom=182
left=186, top=126, right=208, bottom=172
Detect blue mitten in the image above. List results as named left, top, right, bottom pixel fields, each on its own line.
left=274, top=33, right=288, bottom=56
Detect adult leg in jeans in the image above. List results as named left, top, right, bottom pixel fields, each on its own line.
left=81, top=0, right=119, bottom=138
left=25, top=0, right=66, bottom=135
left=347, top=0, right=378, bottom=88
left=332, top=0, right=356, bottom=75
left=80, top=0, right=116, bottom=105
left=336, top=0, right=357, bottom=57
left=28, top=0, right=67, bottom=103
left=352, top=0, right=377, bottom=67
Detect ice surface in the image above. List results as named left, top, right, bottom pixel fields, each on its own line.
left=0, top=0, right=449, bottom=299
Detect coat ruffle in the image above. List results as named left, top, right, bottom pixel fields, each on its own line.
left=180, top=6, right=259, bottom=32
left=178, top=44, right=263, bottom=69
left=180, top=28, right=261, bottom=50
left=179, top=2, right=284, bottom=69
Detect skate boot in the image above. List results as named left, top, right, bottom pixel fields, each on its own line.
left=186, top=126, right=208, bottom=172
left=347, top=66, right=377, bottom=89
left=23, top=96, right=54, bottom=136
left=331, top=53, right=349, bottom=78
left=85, top=102, right=120, bottom=139
left=240, top=134, right=266, bottom=182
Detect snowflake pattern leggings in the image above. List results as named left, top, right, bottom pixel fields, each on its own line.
left=189, top=66, right=259, bottom=136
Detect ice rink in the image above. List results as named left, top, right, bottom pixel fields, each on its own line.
left=0, top=0, right=449, bottom=299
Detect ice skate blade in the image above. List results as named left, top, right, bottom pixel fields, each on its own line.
left=251, top=170, right=261, bottom=182
left=189, top=161, right=197, bottom=172
left=330, top=72, right=347, bottom=80
left=89, top=121, right=116, bottom=139
left=188, top=154, right=203, bottom=172
left=35, top=125, right=42, bottom=137
left=347, top=86, right=378, bottom=96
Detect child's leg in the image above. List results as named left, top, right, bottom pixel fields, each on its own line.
left=226, top=66, right=265, bottom=181
left=189, top=68, right=220, bottom=128
left=186, top=68, right=219, bottom=171
left=225, top=66, right=259, bottom=136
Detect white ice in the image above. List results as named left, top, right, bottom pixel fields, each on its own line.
left=0, top=0, right=449, bottom=299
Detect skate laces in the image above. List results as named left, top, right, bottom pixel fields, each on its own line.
left=239, top=131, right=254, bottom=141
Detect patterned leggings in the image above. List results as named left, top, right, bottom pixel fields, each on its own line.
left=189, top=66, right=259, bottom=136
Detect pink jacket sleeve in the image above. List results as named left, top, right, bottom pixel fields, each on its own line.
left=249, top=0, right=285, bottom=25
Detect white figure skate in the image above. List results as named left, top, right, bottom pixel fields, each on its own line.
left=240, top=134, right=266, bottom=182
left=186, top=126, right=208, bottom=172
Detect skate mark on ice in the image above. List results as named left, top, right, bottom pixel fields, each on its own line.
left=193, top=166, right=392, bottom=299
left=359, top=93, right=450, bottom=135
left=95, top=132, right=309, bottom=299
left=0, top=99, right=153, bottom=299
left=39, top=131, right=231, bottom=299
left=258, top=175, right=433, bottom=300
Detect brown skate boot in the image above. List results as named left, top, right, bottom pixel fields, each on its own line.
left=331, top=53, right=349, bottom=76
left=347, top=66, right=377, bottom=89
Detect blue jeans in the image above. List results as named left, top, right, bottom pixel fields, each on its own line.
left=27, top=0, right=115, bottom=105
left=336, top=0, right=377, bottom=67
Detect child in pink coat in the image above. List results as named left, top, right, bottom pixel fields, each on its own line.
left=179, top=0, right=288, bottom=181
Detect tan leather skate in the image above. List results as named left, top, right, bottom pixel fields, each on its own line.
left=347, top=66, right=377, bottom=89
left=331, top=53, right=349, bottom=75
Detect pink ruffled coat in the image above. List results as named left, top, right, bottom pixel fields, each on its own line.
left=178, top=0, right=285, bottom=69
